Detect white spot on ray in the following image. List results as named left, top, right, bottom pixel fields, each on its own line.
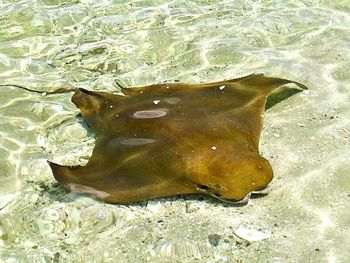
left=132, top=109, right=168, bottom=119
left=164, top=97, right=180, bottom=104
left=120, top=138, right=156, bottom=146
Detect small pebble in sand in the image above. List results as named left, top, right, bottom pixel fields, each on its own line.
left=147, top=200, right=161, bottom=213
left=234, top=226, right=271, bottom=242
left=208, top=234, right=221, bottom=246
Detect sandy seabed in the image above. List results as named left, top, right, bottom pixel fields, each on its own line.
left=0, top=1, right=349, bottom=262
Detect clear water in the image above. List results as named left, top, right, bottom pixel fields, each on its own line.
left=0, top=0, right=349, bottom=262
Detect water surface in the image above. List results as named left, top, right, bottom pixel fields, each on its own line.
left=0, top=0, right=349, bottom=262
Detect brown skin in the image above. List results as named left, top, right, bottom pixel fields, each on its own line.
left=48, top=74, right=306, bottom=204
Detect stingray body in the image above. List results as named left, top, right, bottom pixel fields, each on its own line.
left=48, top=74, right=306, bottom=204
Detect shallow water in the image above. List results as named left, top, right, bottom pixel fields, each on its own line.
left=1, top=0, right=350, bottom=262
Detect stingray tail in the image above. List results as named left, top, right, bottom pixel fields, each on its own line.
left=0, top=84, right=76, bottom=94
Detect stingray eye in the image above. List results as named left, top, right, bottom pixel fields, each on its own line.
left=196, top=184, right=210, bottom=192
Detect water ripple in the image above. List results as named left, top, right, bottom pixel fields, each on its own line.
left=1, top=0, right=350, bottom=262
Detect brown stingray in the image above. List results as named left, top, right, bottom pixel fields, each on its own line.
left=48, top=74, right=306, bottom=204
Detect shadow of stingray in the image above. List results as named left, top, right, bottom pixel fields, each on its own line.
left=40, top=181, right=258, bottom=207
left=266, top=86, right=304, bottom=110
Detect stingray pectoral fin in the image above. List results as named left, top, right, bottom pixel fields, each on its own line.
left=223, top=75, right=307, bottom=147
left=234, top=74, right=307, bottom=92
left=48, top=161, right=112, bottom=199
left=48, top=161, right=77, bottom=185
left=48, top=159, right=200, bottom=204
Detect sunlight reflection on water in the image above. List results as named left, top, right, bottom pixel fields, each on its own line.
left=0, top=0, right=350, bottom=262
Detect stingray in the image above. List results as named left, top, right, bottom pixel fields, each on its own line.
left=3, top=74, right=307, bottom=204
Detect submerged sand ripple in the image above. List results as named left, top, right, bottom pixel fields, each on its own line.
left=0, top=1, right=350, bottom=262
